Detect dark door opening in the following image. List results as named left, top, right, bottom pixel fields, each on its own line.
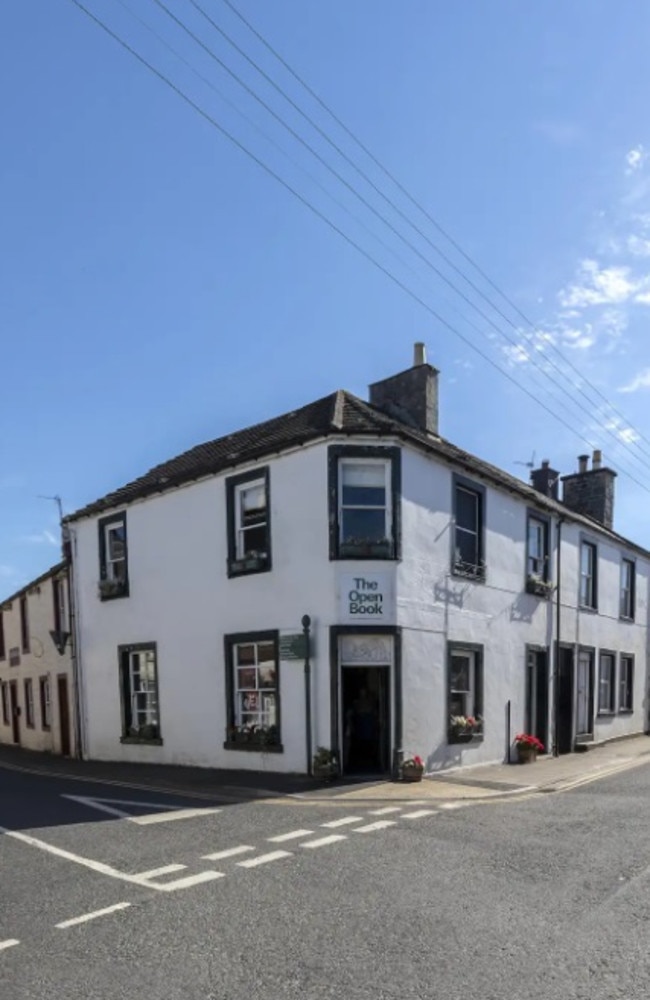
left=9, top=681, right=20, bottom=745
left=57, top=675, right=72, bottom=757
left=342, top=665, right=389, bottom=776
left=525, top=648, right=549, bottom=752
left=557, top=647, right=574, bottom=755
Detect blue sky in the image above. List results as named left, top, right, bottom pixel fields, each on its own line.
left=2, top=0, right=650, bottom=590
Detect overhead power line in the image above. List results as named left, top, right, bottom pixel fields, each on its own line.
left=68, top=0, right=650, bottom=497
left=219, top=0, right=650, bottom=460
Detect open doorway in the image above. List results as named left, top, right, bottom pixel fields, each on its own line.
left=556, top=646, right=574, bottom=755
left=525, top=647, right=549, bottom=752
left=342, top=665, right=390, bottom=776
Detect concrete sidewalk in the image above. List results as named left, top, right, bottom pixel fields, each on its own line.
left=308, top=734, right=650, bottom=803
left=1, top=735, right=648, bottom=806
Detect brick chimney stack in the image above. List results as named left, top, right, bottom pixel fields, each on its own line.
left=530, top=459, right=560, bottom=500
left=369, top=342, right=439, bottom=436
left=561, top=450, right=617, bottom=529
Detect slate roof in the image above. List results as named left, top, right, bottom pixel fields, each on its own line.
left=63, top=389, right=650, bottom=558
left=0, top=561, right=66, bottom=610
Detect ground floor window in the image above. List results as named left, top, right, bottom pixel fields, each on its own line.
left=24, top=679, right=34, bottom=728
left=39, top=676, right=51, bottom=730
left=1, top=683, right=8, bottom=725
left=118, top=644, right=161, bottom=742
left=447, top=644, right=484, bottom=742
left=619, top=655, right=634, bottom=712
left=225, top=632, right=281, bottom=750
left=598, top=652, right=616, bottom=715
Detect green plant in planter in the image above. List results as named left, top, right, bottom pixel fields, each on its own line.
left=401, top=753, right=425, bottom=782
left=312, top=747, right=339, bottom=778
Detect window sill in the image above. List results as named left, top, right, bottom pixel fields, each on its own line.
left=578, top=605, right=598, bottom=614
left=525, top=578, right=553, bottom=598
left=99, top=585, right=130, bottom=602
left=223, top=740, right=284, bottom=754
left=337, top=542, right=396, bottom=560
left=448, top=732, right=484, bottom=746
left=451, top=564, right=486, bottom=584
left=619, top=615, right=635, bottom=623
left=227, top=556, right=271, bottom=578
left=596, top=711, right=615, bottom=719
left=120, top=736, right=163, bottom=746
left=618, top=709, right=634, bottom=715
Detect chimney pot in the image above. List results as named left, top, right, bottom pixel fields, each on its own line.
left=413, top=341, right=427, bottom=366
left=592, top=449, right=602, bottom=470
left=578, top=454, right=589, bottom=473
left=541, top=459, right=549, bottom=469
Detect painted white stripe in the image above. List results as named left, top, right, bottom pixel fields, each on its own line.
left=237, top=850, right=292, bottom=868
left=440, top=802, right=462, bottom=810
left=0, top=940, right=19, bottom=952
left=353, top=820, right=397, bottom=833
left=132, top=864, right=187, bottom=880
left=320, top=816, right=363, bottom=828
left=202, top=845, right=254, bottom=861
left=151, top=870, right=225, bottom=892
left=369, top=806, right=402, bottom=815
left=300, top=834, right=346, bottom=849
left=267, top=829, right=313, bottom=843
left=132, top=807, right=220, bottom=825
left=401, top=809, right=436, bottom=820
left=56, top=902, right=131, bottom=929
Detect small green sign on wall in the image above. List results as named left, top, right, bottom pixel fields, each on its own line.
left=279, top=633, right=307, bottom=661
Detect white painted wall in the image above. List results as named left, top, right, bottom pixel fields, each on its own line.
left=0, top=572, right=75, bottom=755
left=71, top=434, right=649, bottom=775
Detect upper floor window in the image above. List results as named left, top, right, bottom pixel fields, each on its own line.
left=526, top=514, right=551, bottom=596
left=53, top=577, right=68, bottom=633
left=620, top=558, right=635, bottom=620
left=20, top=595, right=30, bottom=653
left=452, top=478, right=485, bottom=581
left=226, top=468, right=271, bottom=577
left=328, top=446, right=400, bottom=560
left=579, top=540, right=597, bottom=610
left=98, top=512, right=129, bottom=600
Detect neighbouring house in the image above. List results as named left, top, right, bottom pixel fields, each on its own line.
left=0, top=562, right=76, bottom=756
left=64, top=344, right=649, bottom=775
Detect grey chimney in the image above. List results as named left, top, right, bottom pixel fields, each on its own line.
left=369, top=343, right=439, bottom=436
left=530, top=459, right=560, bottom=500
left=561, top=451, right=617, bottom=529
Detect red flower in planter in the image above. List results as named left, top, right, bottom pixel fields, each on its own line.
left=514, top=733, right=544, bottom=752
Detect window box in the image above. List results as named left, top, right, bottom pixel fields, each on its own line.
left=448, top=730, right=484, bottom=745
left=121, top=722, right=163, bottom=745
left=229, top=552, right=269, bottom=575
left=121, top=735, right=164, bottom=746
left=452, top=558, right=486, bottom=582
left=224, top=724, right=283, bottom=753
left=526, top=576, right=553, bottom=598
left=338, top=538, right=394, bottom=559
left=99, top=578, right=129, bottom=600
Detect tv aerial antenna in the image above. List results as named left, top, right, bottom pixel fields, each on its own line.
left=514, top=450, right=536, bottom=470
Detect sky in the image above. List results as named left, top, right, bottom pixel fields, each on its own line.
left=2, top=0, right=650, bottom=591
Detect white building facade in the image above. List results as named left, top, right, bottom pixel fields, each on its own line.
left=67, top=350, right=649, bottom=775
left=0, top=562, right=76, bottom=756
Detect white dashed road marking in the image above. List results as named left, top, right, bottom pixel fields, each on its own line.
left=268, top=829, right=313, bottom=843
left=202, top=846, right=254, bottom=861
left=353, top=820, right=397, bottom=833
left=0, top=940, right=19, bottom=952
left=238, top=850, right=292, bottom=868
left=401, top=810, right=437, bottom=820
left=369, top=807, right=402, bottom=815
left=133, top=864, right=187, bottom=880
left=55, top=902, right=132, bottom=929
left=320, top=816, right=363, bottom=828
left=149, top=871, right=225, bottom=892
left=134, top=808, right=220, bottom=826
left=300, top=834, right=347, bottom=849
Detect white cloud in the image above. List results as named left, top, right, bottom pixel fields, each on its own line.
left=627, top=234, right=650, bottom=257
left=559, top=259, right=640, bottom=309
left=604, top=417, right=640, bottom=444
left=619, top=368, right=650, bottom=393
left=502, top=344, right=530, bottom=366
left=625, top=146, right=647, bottom=174
left=22, top=529, right=58, bottom=546
left=635, top=291, right=650, bottom=304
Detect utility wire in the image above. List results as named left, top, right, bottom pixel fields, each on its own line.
left=219, top=0, right=650, bottom=460
left=145, top=0, right=650, bottom=480
left=68, top=0, right=650, bottom=497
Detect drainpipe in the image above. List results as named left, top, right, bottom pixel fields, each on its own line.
left=302, top=615, right=312, bottom=776
left=553, top=517, right=565, bottom=757
left=66, top=525, right=85, bottom=759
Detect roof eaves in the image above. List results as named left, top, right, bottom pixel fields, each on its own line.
left=0, top=560, right=66, bottom=609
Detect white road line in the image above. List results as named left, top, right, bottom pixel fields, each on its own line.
left=300, top=834, right=346, bottom=849
left=0, top=940, right=19, bottom=952
left=401, top=809, right=436, bottom=820
left=238, top=850, right=292, bottom=868
left=56, top=902, right=132, bottom=929
left=440, top=802, right=462, bottom=810
left=267, top=829, right=313, bottom=843
left=132, top=807, right=220, bottom=826
left=320, top=816, right=363, bottom=828
left=202, top=846, right=254, bottom=861
left=150, top=870, right=225, bottom=892
left=353, top=820, right=397, bottom=833
left=132, top=864, right=187, bottom=880
left=369, top=806, right=402, bottom=815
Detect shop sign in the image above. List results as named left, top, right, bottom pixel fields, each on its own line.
left=339, top=572, right=395, bottom=624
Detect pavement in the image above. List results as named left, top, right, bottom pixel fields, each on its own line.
left=1, top=733, right=649, bottom=806
left=3, top=746, right=650, bottom=998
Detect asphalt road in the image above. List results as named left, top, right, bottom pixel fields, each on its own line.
left=2, top=761, right=650, bottom=999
